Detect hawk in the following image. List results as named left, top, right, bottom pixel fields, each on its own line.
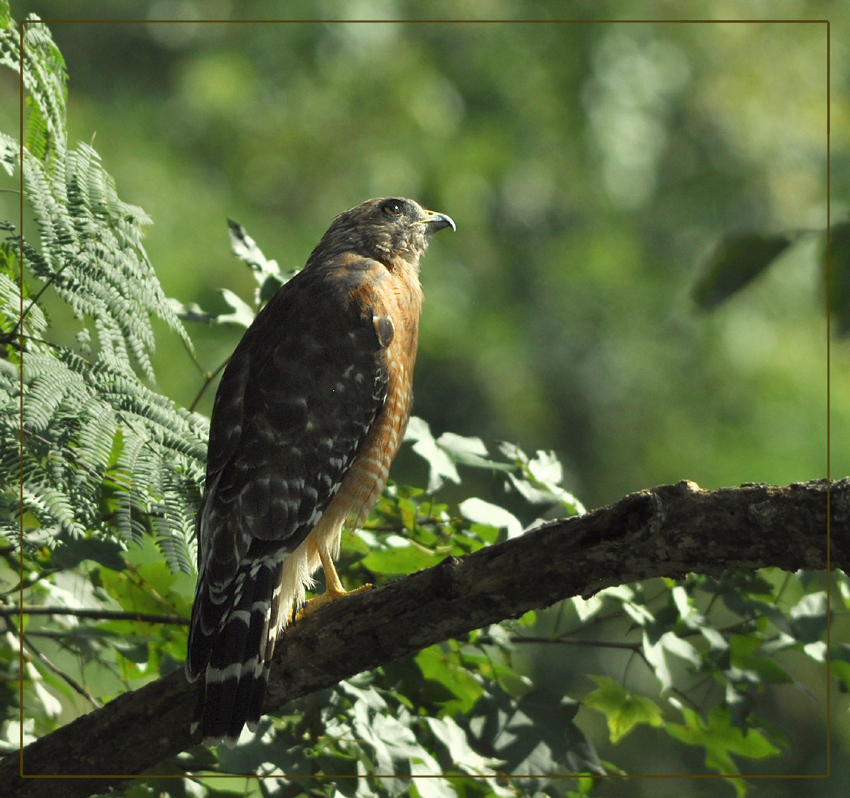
left=185, top=197, right=455, bottom=746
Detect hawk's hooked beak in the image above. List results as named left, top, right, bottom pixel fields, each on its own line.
left=423, top=210, right=456, bottom=234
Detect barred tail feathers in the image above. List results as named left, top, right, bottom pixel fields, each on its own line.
left=188, top=557, right=285, bottom=747
left=186, top=519, right=337, bottom=746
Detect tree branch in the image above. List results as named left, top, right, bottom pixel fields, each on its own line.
left=2, top=479, right=843, bottom=797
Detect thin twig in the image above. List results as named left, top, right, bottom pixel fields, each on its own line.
left=178, top=330, right=206, bottom=378
left=508, top=634, right=642, bottom=651
left=3, top=615, right=102, bottom=709
left=23, top=631, right=103, bottom=709
left=189, top=356, right=229, bottom=412
left=0, top=604, right=189, bottom=625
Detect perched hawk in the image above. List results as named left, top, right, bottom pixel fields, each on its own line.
left=185, top=197, right=455, bottom=746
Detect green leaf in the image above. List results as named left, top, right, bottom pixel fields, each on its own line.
left=166, top=298, right=218, bottom=323
left=729, top=635, right=793, bottom=686
left=459, top=497, right=523, bottom=539
left=111, top=636, right=151, bottom=664
left=693, top=232, right=792, bottom=309
left=217, top=287, right=257, bottom=328
left=469, top=686, right=603, bottom=782
left=665, top=704, right=780, bottom=779
left=227, top=217, right=277, bottom=276
left=226, top=217, right=296, bottom=306
left=415, top=644, right=483, bottom=714
left=360, top=545, right=443, bottom=576
left=425, top=715, right=503, bottom=775
left=788, top=591, right=828, bottom=643
left=585, top=675, right=664, bottom=743
left=51, top=536, right=126, bottom=571
left=505, top=448, right=585, bottom=515
left=405, top=416, right=462, bottom=491
left=526, top=449, right=563, bottom=485
left=97, top=560, right=179, bottom=616
left=436, top=431, right=512, bottom=472
left=406, top=417, right=522, bottom=492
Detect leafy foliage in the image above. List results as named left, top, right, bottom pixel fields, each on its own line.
left=0, top=7, right=840, bottom=798
left=0, top=8, right=206, bottom=570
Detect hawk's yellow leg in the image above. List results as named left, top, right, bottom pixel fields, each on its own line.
left=295, top=547, right=371, bottom=620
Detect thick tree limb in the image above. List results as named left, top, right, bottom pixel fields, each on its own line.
left=2, top=479, right=844, bottom=798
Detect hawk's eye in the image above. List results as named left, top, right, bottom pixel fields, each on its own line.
left=382, top=201, right=403, bottom=217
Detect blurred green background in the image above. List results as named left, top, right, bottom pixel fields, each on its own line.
left=2, top=1, right=842, bottom=511
left=1, top=0, right=847, bottom=793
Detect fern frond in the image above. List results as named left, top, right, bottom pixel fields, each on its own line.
left=0, top=1, right=11, bottom=32
left=8, top=347, right=207, bottom=552
left=2, top=6, right=191, bottom=378
left=110, top=428, right=149, bottom=545
left=21, top=479, right=85, bottom=539
left=21, top=20, right=66, bottom=160
left=1, top=7, right=204, bottom=571
left=21, top=144, right=178, bottom=381
left=0, top=9, right=66, bottom=162
left=0, top=131, right=16, bottom=177
left=75, top=396, right=119, bottom=477
left=0, top=248, right=48, bottom=342
left=22, top=351, right=89, bottom=433
left=151, top=459, right=199, bottom=575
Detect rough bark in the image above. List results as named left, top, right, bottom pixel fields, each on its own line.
left=2, top=478, right=844, bottom=798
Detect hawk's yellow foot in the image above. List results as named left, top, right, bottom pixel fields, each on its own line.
left=295, top=548, right=372, bottom=621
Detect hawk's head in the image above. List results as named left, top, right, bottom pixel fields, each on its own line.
left=309, top=197, right=455, bottom=268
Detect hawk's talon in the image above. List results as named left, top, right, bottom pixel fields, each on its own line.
left=294, top=582, right=373, bottom=621
left=290, top=600, right=308, bottom=623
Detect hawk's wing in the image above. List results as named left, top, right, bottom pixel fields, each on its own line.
left=186, top=253, right=393, bottom=689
